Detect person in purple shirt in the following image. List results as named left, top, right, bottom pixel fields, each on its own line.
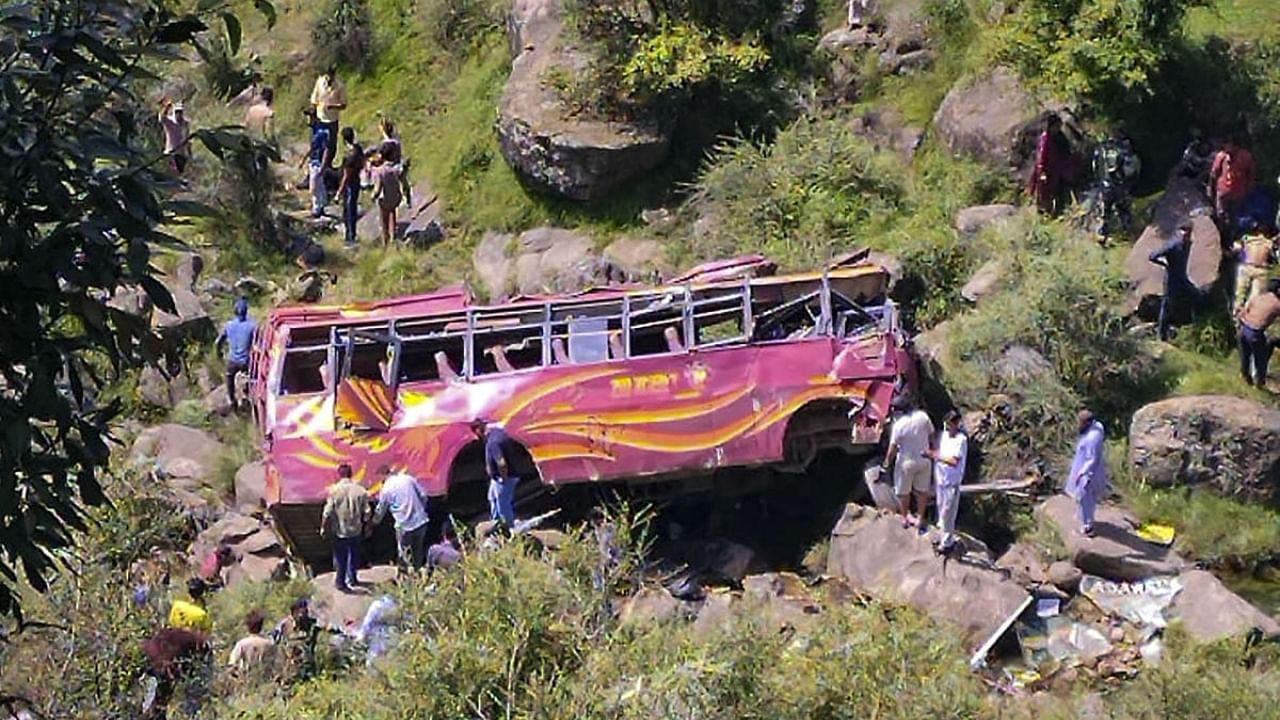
left=470, top=418, right=518, bottom=529
left=216, top=298, right=256, bottom=410
left=1064, top=409, right=1109, bottom=537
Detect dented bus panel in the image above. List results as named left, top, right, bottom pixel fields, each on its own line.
left=249, top=260, right=916, bottom=560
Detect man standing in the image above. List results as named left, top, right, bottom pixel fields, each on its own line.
left=1065, top=410, right=1108, bottom=537
left=371, top=465, right=430, bottom=570
left=470, top=419, right=519, bottom=530
left=227, top=609, right=274, bottom=677
left=1210, top=135, right=1256, bottom=243
left=215, top=297, right=256, bottom=411
left=300, top=109, right=333, bottom=218
left=1148, top=222, right=1198, bottom=341
left=168, top=578, right=213, bottom=634
left=158, top=98, right=190, bottom=175
left=847, top=0, right=875, bottom=28
left=881, top=399, right=934, bottom=531
left=1232, top=225, right=1276, bottom=313
left=320, top=463, right=370, bottom=592
left=1027, top=114, right=1071, bottom=215
left=335, top=127, right=365, bottom=248
left=1237, top=279, right=1280, bottom=387
left=243, top=86, right=275, bottom=141
left=310, top=66, right=347, bottom=166
left=925, top=410, right=967, bottom=552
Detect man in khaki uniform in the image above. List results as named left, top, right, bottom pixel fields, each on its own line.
left=320, top=463, right=369, bottom=592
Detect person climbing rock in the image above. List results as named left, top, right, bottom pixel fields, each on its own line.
left=215, top=297, right=256, bottom=411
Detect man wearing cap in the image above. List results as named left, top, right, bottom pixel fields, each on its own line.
left=1065, top=410, right=1109, bottom=537
left=216, top=298, right=256, bottom=411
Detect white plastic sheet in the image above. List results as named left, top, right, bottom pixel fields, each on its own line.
left=1080, top=574, right=1182, bottom=630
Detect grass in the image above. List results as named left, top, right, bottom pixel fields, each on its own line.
left=1109, top=442, right=1280, bottom=567
left=1186, top=0, right=1280, bottom=41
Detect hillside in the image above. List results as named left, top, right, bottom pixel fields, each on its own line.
left=4, top=0, right=1280, bottom=717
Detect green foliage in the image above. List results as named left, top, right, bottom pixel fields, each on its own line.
left=311, top=0, right=373, bottom=73
left=420, top=0, right=507, bottom=52
left=618, top=22, right=771, bottom=104
left=0, top=0, right=273, bottom=622
left=996, top=0, right=1208, bottom=106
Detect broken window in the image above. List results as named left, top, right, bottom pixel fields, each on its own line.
left=471, top=307, right=547, bottom=376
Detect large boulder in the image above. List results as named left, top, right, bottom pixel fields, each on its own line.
left=912, top=320, right=953, bottom=382
left=1168, top=569, right=1280, bottom=642
left=960, top=259, right=1006, bottom=305
left=129, top=424, right=227, bottom=500
left=188, top=512, right=289, bottom=587
left=849, top=108, right=924, bottom=163
left=826, top=504, right=1030, bottom=648
left=932, top=67, right=1050, bottom=176
left=1124, top=176, right=1221, bottom=317
left=152, top=281, right=214, bottom=345
left=309, top=565, right=399, bottom=631
left=474, top=227, right=616, bottom=299
left=1036, top=495, right=1186, bottom=581
left=603, top=237, right=667, bottom=282
left=1128, top=395, right=1280, bottom=505
left=234, top=461, right=267, bottom=513
left=137, top=365, right=193, bottom=410
left=497, top=0, right=670, bottom=201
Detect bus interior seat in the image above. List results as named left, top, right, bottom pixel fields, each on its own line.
left=608, top=330, right=625, bottom=360
left=434, top=351, right=460, bottom=382
left=664, top=326, right=685, bottom=353
left=552, top=337, right=570, bottom=365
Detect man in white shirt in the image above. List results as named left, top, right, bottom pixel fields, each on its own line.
left=882, top=399, right=934, bottom=531
left=925, top=410, right=968, bottom=552
left=371, top=465, right=430, bottom=570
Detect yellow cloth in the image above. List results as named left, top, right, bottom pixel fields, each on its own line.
left=168, top=599, right=212, bottom=634
left=1135, top=523, right=1175, bottom=546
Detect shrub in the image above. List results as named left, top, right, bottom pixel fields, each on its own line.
left=995, top=0, right=1209, bottom=108
left=312, top=0, right=374, bottom=74
left=421, top=0, right=507, bottom=52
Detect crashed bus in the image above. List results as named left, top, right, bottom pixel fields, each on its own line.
left=249, top=254, right=916, bottom=561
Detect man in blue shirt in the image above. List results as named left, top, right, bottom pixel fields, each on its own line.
left=1148, top=222, right=1200, bottom=341
left=300, top=108, right=332, bottom=218
left=470, top=418, right=518, bottom=530
left=216, top=298, right=256, bottom=410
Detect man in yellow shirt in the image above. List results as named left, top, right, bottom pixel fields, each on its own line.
left=168, top=577, right=213, bottom=634
left=310, top=65, right=347, bottom=168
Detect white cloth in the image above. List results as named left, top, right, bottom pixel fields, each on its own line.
left=890, top=409, right=933, bottom=459
left=933, top=430, right=968, bottom=489
left=936, top=483, right=960, bottom=546
left=893, top=459, right=931, bottom=495
left=373, top=472, right=429, bottom=533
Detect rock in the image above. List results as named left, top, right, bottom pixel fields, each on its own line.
left=309, top=565, right=399, bottom=631
left=819, top=28, right=877, bottom=101
left=640, top=208, right=676, bottom=232
left=403, top=185, right=445, bottom=248
left=932, top=67, right=1050, bottom=176
left=196, top=512, right=262, bottom=550
left=129, top=424, right=227, bottom=493
left=991, top=345, right=1054, bottom=388
left=1047, top=561, right=1083, bottom=594
left=151, top=281, right=214, bottom=345
left=850, top=108, right=924, bottom=163
left=826, top=504, right=1030, bottom=648
left=692, top=589, right=738, bottom=635
left=879, top=0, right=929, bottom=56
left=883, top=48, right=934, bottom=75
left=741, top=572, right=823, bottom=629
left=473, top=231, right=515, bottom=301
left=234, top=461, right=267, bottom=513
left=234, top=276, right=268, bottom=297
left=137, top=365, right=192, bottom=410
left=173, top=253, right=204, bottom=291
left=1036, top=495, right=1185, bottom=581
left=203, top=385, right=234, bottom=417
left=867, top=251, right=905, bottom=298
left=202, top=278, right=233, bottom=297
left=497, top=0, right=670, bottom=200
left=912, top=320, right=953, bottom=382
left=1124, top=177, right=1220, bottom=316
left=228, top=552, right=289, bottom=585
left=954, top=203, right=1019, bottom=235
left=618, top=587, right=686, bottom=625
left=603, top=237, right=666, bottom=282
left=475, top=227, right=614, bottom=299
left=996, top=543, right=1048, bottom=587
left=1169, top=569, right=1280, bottom=642
left=961, top=259, right=1006, bottom=305
left=1128, top=395, right=1280, bottom=505
left=107, top=286, right=153, bottom=319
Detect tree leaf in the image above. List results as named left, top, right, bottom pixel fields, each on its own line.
left=255, top=0, right=278, bottom=30
left=155, top=17, right=207, bottom=45
left=221, top=12, right=241, bottom=56
left=140, top=275, right=176, bottom=315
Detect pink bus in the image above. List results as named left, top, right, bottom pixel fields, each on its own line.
left=249, top=255, right=915, bottom=560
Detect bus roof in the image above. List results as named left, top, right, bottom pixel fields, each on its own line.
left=266, top=260, right=888, bottom=332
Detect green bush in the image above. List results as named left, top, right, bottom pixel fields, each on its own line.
left=312, top=0, right=374, bottom=73
left=995, top=0, right=1208, bottom=107
left=421, top=0, right=507, bottom=52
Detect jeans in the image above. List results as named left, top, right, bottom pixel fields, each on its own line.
left=396, top=524, right=429, bottom=570
left=309, top=163, right=328, bottom=215
left=1157, top=285, right=1199, bottom=341
left=333, top=536, right=361, bottom=589
left=1240, top=325, right=1273, bottom=386
left=321, top=121, right=339, bottom=166
left=487, top=475, right=518, bottom=528
left=343, top=184, right=359, bottom=246
left=225, top=359, right=248, bottom=407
